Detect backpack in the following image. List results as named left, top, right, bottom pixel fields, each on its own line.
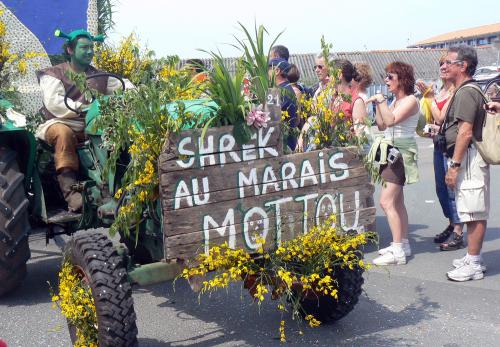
left=460, top=83, right=500, bottom=165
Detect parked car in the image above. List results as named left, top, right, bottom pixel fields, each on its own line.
left=477, top=73, right=500, bottom=102
left=474, top=65, right=500, bottom=81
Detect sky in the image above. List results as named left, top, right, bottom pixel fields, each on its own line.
left=108, top=0, right=500, bottom=59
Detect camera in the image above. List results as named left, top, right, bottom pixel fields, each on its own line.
left=423, top=124, right=432, bottom=134
left=387, top=147, right=402, bottom=164
left=436, top=133, right=447, bottom=153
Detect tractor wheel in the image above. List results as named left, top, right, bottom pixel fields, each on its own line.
left=0, top=147, right=31, bottom=297
left=65, top=232, right=138, bottom=347
left=298, top=266, right=364, bottom=323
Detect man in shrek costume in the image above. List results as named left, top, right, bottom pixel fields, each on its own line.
left=36, top=29, right=122, bottom=213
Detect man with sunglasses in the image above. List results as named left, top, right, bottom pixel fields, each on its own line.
left=311, top=54, right=330, bottom=100
left=442, top=46, right=489, bottom=282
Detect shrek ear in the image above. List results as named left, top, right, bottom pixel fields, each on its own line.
left=54, top=29, right=71, bottom=40
left=55, top=29, right=105, bottom=43
left=93, top=34, right=105, bottom=43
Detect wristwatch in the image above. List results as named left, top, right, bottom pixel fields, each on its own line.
left=449, top=160, right=461, bottom=169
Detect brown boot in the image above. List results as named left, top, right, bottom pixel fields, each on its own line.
left=57, top=171, right=83, bottom=212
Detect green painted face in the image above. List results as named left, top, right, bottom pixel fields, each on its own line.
left=71, top=37, right=94, bottom=67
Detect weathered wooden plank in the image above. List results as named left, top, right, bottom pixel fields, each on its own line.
left=164, top=207, right=376, bottom=260
left=159, top=147, right=365, bottom=213
left=161, top=166, right=368, bottom=212
left=264, top=88, right=282, bottom=122
left=163, top=182, right=373, bottom=235
left=160, top=147, right=362, bottom=195
left=161, top=142, right=359, bottom=174
left=166, top=206, right=375, bottom=248
left=161, top=169, right=370, bottom=212
left=159, top=121, right=283, bottom=172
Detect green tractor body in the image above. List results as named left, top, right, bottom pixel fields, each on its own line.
left=0, top=94, right=218, bottom=297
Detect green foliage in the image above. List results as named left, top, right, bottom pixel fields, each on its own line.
left=96, top=0, right=115, bottom=36
left=298, top=37, right=381, bottom=183
left=232, top=23, right=282, bottom=103
left=202, top=51, right=246, bottom=126
left=93, top=33, right=159, bottom=86
left=25, top=111, right=44, bottom=134
left=202, top=23, right=283, bottom=144
left=201, top=50, right=254, bottom=143
left=94, top=68, right=207, bottom=238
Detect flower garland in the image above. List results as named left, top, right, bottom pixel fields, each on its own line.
left=93, top=33, right=153, bottom=86
left=0, top=9, right=45, bottom=109
left=90, top=32, right=209, bottom=238
left=50, top=261, right=98, bottom=347
left=181, top=215, right=376, bottom=342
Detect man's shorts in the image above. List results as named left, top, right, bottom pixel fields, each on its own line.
left=452, top=146, right=490, bottom=222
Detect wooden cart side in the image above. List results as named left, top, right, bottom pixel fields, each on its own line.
left=159, top=123, right=375, bottom=262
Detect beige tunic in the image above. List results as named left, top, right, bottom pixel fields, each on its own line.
left=35, top=73, right=129, bottom=140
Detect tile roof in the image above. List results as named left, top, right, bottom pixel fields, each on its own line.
left=412, top=23, right=500, bottom=46
left=180, top=46, right=498, bottom=86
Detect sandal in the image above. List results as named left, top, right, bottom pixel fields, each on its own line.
left=434, top=225, right=453, bottom=243
left=440, top=232, right=465, bottom=251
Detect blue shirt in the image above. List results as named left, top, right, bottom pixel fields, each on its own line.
left=279, top=82, right=298, bottom=150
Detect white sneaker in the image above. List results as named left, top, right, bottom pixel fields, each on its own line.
left=378, top=242, right=411, bottom=257
left=447, top=261, right=484, bottom=281
left=373, top=249, right=406, bottom=266
left=452, top=255, right=487, bottom=272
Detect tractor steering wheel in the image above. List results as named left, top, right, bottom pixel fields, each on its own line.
left=63, top=73, right=126, bottom=114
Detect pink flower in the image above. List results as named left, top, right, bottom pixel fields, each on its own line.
left=246, top=106, right=270, bottom=128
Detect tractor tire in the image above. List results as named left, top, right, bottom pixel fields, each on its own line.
left=65, top=232, right=138, bottom=347
left=0, top=147, right=31, bottom=297
left=298, top=266, right=364, bottom=324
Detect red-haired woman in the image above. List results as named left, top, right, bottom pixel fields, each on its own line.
left=368, top=61, right=419, bottom=266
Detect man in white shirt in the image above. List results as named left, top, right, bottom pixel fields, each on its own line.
left=312, top=54, right=330, bottom=100
left=36, top=29, right=122, bottom=212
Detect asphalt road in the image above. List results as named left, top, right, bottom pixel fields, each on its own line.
left=2, top=136, right=500, bottom=346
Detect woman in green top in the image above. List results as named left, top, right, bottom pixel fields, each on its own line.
left=367, top=61, right=419, bottom=266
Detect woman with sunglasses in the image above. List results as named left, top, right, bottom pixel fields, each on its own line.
left=331, top=59, right=368, bottom=130
left=368, top=61, right=419, bottom=266
left=417, top=57, right=464, bottom=251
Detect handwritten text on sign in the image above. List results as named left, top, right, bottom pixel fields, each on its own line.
left=160, top=124, right=373, bottom=260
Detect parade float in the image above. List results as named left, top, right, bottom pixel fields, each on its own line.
left=0, top=2, right=376, bottom=345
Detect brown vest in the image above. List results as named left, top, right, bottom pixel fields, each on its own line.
left=37, top=62, right=109, bottom=120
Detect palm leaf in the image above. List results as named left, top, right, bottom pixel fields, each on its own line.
left=96, top=0, right=115, bottom=35
left=235, top=22, right=284, bottom=103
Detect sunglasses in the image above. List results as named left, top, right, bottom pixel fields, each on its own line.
left=385, top=73, right=397, bottom=80
left=314, top=65, right=324, bottom=70
left=442, top=59, right=463, bottom=66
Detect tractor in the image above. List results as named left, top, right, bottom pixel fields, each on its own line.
left=1, top=76, right=377, bottom=346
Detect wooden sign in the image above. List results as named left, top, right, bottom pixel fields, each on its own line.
left=159, top=120, right=375, bottom=261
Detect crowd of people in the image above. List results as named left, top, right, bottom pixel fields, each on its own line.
left=37, top=30, right=499, bottom=283
left=264, top=44, right=499, bottom=282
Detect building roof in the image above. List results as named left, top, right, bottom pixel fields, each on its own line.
left=412, top=23, right=500, bottom=46
left=180, top=46, right=498, bottom=86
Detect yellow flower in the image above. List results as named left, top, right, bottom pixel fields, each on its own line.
left=179, top=187, right=375, bottom=340
left=114, top=188, right=123, bottom=199
left=305, top=314, right=321, bottom=327
left=52, top=261, right=97, bottom=345
left=279, top=320, right=286, bottom=342
left=0, top=22, right=6, bottom=38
